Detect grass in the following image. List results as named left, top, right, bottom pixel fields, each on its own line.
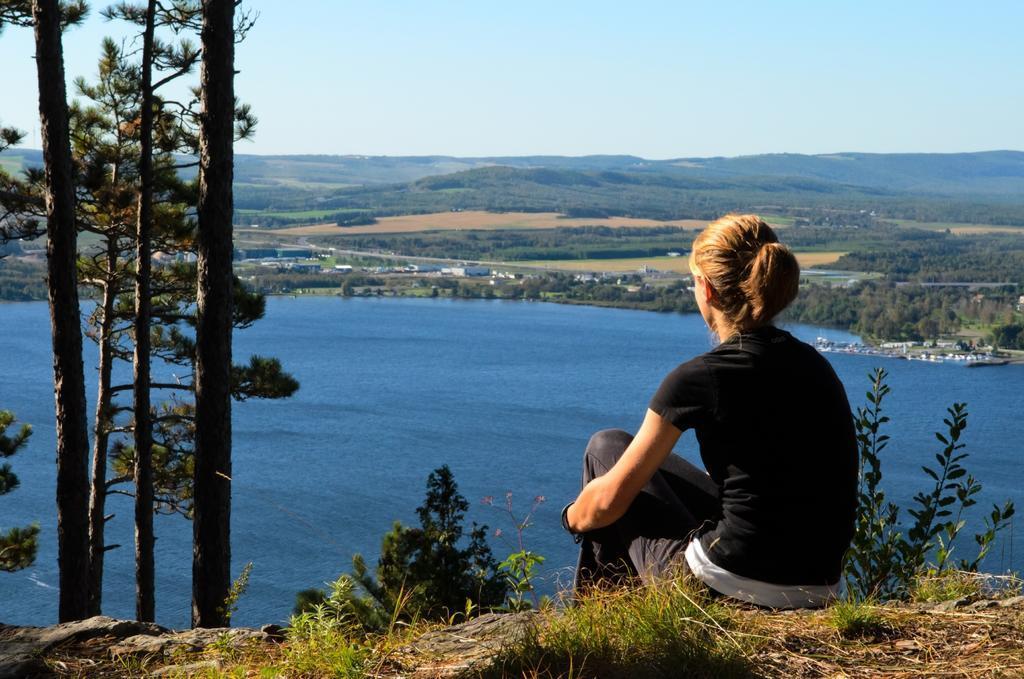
left=827, top=600, right=897, bottom=640
left=486, top=576, right=753, bottom=679
left=38, top=574, right=1024, bottom=678
left=911, top=569, right=1022, bottom=604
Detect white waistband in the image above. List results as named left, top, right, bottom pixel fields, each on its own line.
left=683, top=538, right=839, bottom=609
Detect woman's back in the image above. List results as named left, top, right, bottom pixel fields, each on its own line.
left=653, top=325, right=858, bottom=585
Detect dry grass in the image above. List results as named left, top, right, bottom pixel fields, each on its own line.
left=743, top=600, right=1024, bottom=678
left=248, top=211, right=709, bottom=236
left=513, top=252, right=846, bottom=274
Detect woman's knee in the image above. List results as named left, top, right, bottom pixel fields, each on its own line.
left=583, top=428, right=633, bottom=474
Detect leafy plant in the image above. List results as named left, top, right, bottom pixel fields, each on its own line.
left=845, top=369, right=903, bottom=599
left=844, top=369, right=1015, bottom=601
left=483, top=491, right=547, bottom=611
left=499, top=550, right=546, bottom=613
left=219, top=561, right=254, bottom=624
left=284, top=576, right=370, bottom=677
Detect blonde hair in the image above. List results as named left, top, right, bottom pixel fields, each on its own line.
left=691, top=214, right=800, bottom=338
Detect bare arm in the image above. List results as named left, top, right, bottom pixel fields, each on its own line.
left=566, top=408, right=682, bottom=532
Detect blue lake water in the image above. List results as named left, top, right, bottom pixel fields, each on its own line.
left=0, top=296, right=1021, bottom=628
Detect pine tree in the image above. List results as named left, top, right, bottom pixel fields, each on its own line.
left=192, top=0, right=237, bottom=628
left=0, top=411, right=38, bottom=573
left=30, top=0, right=92, bottom=622
left=303, top=466, right=508, bottom=630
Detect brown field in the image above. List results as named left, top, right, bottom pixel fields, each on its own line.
left=793, top=251, right=848, bottom=266
left=514, top=252, right=846, bottom=273
left=244, top=211, right=713, bottom=236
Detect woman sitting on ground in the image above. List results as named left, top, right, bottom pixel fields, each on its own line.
left=561, top=213, right=858, bottom=609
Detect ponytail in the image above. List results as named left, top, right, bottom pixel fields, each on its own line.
left=741, top=241, right=800, bottom=325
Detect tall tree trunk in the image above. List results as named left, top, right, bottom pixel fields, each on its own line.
left=133, top=0, right=157, bottom=623
left=87, top=241, right=117, bottom=617
left=192, top=0, right=235, bottom=628
left=32, top=0, right=90, bottom=622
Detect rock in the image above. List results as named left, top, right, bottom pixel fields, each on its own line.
left=928, top=594, right=1024, bottom=613
left=2, top=616, right=276, bottom=676
left=965, top=599, right=1000, bottom=611
left=261, top=623, right=286, bottom=642
left=392, top=611, right=538, bottom=677
left=149, top=659, right=223, bottom=677
left=109, top=626, right=272, bottom=658
left=932, top=596, right=974, bottom=612
left=0, top=656, right=47, bottom=679
left=0, top=616, right=165, bottom=678
left=108, top=634, right=180, bottom=657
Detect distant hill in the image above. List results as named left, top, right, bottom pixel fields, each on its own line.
left=5, top=149, right=1024, bottom=223
left=229, top=150, right=1024, bottom=199
left=661, top=151, right=1024, bottom=197
left=5, top=148, right=1024, bottom=197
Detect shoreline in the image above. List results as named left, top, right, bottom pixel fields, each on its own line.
left=265, top=289, right=1024, bottom=367
left=814, top=337, right=1024, bottom=366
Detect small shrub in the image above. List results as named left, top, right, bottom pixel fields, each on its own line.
left=278, top=626, right=368, bottom=679
left=283, top=577, right=370, bottom=677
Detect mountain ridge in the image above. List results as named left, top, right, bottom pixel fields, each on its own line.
left=4, top=149, right=1023, bottom=196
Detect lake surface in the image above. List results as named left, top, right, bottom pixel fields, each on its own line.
left=1, top=297, right=1021, bottom=628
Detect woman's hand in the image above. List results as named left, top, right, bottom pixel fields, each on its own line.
left=567, top=408, right=682, bottom=533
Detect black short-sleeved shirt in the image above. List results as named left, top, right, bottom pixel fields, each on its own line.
left=649, top=325, right=858, bottom=585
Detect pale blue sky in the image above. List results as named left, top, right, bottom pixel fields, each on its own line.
left=1, top=1, right=1022, bottom=158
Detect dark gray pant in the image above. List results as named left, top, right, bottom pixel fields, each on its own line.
left=574, top=429, right=720, bottom=591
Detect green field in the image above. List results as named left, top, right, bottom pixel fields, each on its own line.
left=890, top=219, right=1024, bottom=234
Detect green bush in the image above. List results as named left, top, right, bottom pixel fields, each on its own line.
left=844, top=368, right=1015, bottom=601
